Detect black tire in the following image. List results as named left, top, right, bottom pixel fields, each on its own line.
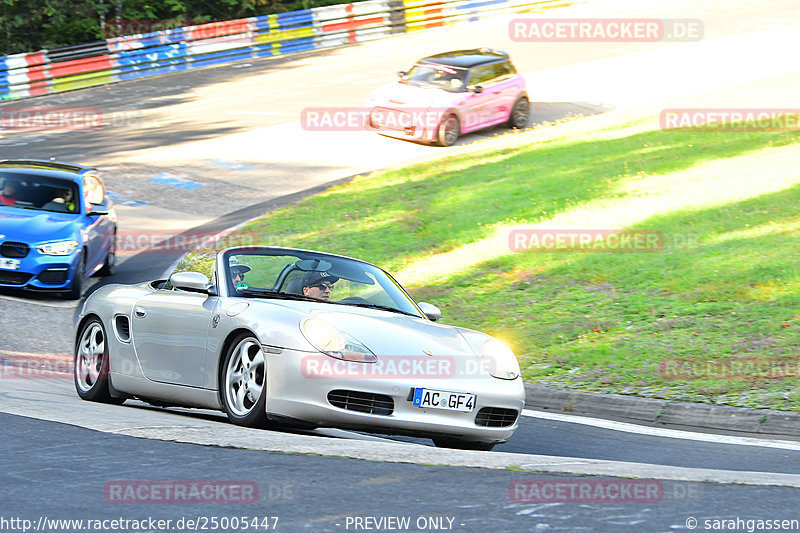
left=507, top=96, right=529, bottom=129
left=220, top=333, right=268, bottom=428
left=97, top=231, right=116, bottom=276
left=74, top=318, right=123, bottom=404
left=436, top=114, right=460, bottom=146
left=64, top=253, right=84, bottom=300
left=433, top=437, right=496, bottom=451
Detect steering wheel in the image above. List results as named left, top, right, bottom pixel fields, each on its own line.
left=338, top=296, right=371, bottom=304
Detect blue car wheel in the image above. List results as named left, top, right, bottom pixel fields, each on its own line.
left=64, top=252, right=84, bottom=300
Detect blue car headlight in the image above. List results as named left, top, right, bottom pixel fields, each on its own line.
left=37, top=240, right=79, bottom=256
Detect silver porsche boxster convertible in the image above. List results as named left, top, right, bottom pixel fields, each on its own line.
left=74, top=246, right=525, bottom=450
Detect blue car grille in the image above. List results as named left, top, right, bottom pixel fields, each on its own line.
left=1, top=241, right=30, bottom=258
left=37, top=269, right=69, bottom=285
left=0, top=271, right=33, bottom=285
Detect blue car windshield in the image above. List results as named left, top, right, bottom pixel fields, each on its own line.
left=0, top=173, right=80, bottom=213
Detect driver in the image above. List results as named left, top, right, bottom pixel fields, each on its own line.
left=1, top=180, right=19, bottom=205
left=301, top=271, right=338, bottom=301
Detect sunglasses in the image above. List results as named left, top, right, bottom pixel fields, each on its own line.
left=312, top=282, right=335, bottom=291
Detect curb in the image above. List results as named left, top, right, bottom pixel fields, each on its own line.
left=524, top=382, right=800, bottom=438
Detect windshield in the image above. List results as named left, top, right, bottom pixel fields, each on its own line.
left=222, top=249, right=424, bottom=317
left=400, top=63, right=468, bottom=92
left=0, top=172, right=80, bottom=213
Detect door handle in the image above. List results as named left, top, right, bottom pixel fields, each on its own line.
left=134, top=306, right=146, bottom=318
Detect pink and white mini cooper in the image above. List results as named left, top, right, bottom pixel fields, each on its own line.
left=366, top=49, right=529, bottom=146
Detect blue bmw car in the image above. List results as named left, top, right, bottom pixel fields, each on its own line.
left=0, top=160, right=117, bottom=299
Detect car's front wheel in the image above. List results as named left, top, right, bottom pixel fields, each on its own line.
left=436, top=114, right=460, bottom=146
left=98, top=232, right=116, bottom=276
left=74, top=318, right=123, bottom=404
left=433, top=437, right=496, bottom=451
left=64, top=253, right=84, bottom=300
left=508, top=96, right=529, bottom=129
left=221, top=333, right=268, bottom=428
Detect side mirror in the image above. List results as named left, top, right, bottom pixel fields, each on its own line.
left=468, top=85, right=484, bottom=94
left=87, top=205, right=109, bottom=216
left=397, top=70, right=407, bottom=78
left=170, top=272, right=213, bottom=294
left=418, top=302, right=442, bottom=322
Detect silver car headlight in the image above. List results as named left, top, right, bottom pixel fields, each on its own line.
left=479, top=339, right=521, bottom=380
left=300, top=318, right=377, bottom=363
left=37, top=240, right=79, bottom=256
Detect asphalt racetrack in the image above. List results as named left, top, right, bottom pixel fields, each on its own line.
left=1, top=0, right=800, bottom=530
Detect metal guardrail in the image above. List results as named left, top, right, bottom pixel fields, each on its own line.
left=0, top=0, right=571, bottom=101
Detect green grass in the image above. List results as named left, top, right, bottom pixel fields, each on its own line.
left=234, top=118, right=800, bottom=410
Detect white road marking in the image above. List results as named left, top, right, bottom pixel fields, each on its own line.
left=522, top=409, right=800, bottom=451
left=312, top=428, right=409, bottom=444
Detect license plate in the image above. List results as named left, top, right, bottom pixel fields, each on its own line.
left=0, top=258, right=20, bottom=270
left=412, top=388, right=475, bottom=412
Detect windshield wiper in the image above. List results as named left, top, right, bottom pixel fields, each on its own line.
left=335, top=301, right=420, bottom=317
left=238, top=287, right=320, bottom=302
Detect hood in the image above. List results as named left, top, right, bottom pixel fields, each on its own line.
left=256, top=299, right=475, bottom=357
left=0, top=208, right=81, bottom=243
left=369, top=82, right=467, bottom=109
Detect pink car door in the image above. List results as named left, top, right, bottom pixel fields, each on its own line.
left=460, top=64, right=502, bottom=132
left=486, top=60, right=524, bottom=125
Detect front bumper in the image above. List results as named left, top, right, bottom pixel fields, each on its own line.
left=0, top=247, right=81, bottom=290
left=266, top=348, right=526, bottom=443
left=366, top=106, right=439, bottom=142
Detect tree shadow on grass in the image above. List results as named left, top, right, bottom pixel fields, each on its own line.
left=254, top=124, right=800, bottom=270
left=409, top=183, right=800, bottom=392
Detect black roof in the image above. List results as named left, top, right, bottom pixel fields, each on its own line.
left=0, top=159, right=91, bottom=174
left=0, top=168, right=84, bottom=184
left=420, top=49, right=509, bottom=69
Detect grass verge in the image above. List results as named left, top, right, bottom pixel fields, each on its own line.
left=235, top=118, right=800, bottom=410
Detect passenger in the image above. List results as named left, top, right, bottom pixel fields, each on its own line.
left=51, top=188, right=77, bottom=212
left=301, top=271, right=339, bottom=301
left=229, top=257, right=251, bottom=290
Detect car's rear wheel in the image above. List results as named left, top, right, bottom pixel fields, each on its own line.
left=74, top=318, right=123, bottom=403
left=508, top=97, right=529, bottom=129
left=221, top=333, right=268, bottom=428
left=64, top=253, right=84, bottom=300
left=436, top=114, right=460, bottom=146
left=433, top=437, right=496, bottom=451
